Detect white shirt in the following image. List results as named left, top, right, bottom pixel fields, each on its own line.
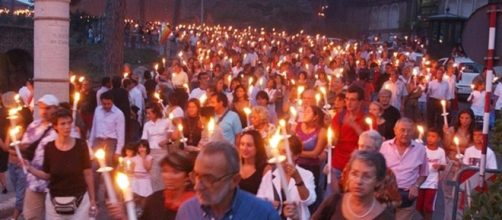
left=189, top=87, right=207, bottom=100
left=494, top=83, right=502, bottom=110
left=88, top=105, right=126, bottom=154
left=166, top=106, right=184, bottom=119
left=141, top=118, right=173, bottom=149
left=468, top=90, right=486, bottom=116
left=129, top=87, right=145, bottom=123
left=18, top=86, right=34, bottom=109
left=427, top=79, right=449, bottom=100
left=381, top=79, right=408, bottom=110
left=445, top=74, right=456, bottom=100
left=463, top=145, right=498, bottom=169
left=257, top=165, right=316, bottom=220
left=171, top=71, right=189, bottom=87
left=420, top=147, right=446, bottom=189
left=96, top=86, right=109, bottom=106
left=135, top=84, right=147, bottom=100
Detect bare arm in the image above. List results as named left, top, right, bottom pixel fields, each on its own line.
left=84, top=168, right=96, bottom=205
left=26, top=163, right=50, bottom=180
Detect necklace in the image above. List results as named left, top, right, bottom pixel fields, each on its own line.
left=346, top=194, right=376, bottom=219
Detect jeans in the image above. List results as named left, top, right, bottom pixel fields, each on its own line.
left=8, top=163, right=27, bottom=211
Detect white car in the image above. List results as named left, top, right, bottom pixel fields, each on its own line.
left=438, top=57, right=483, bottom=97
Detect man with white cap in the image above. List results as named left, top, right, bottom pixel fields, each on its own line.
left=19, top=94, right=60, bottom=220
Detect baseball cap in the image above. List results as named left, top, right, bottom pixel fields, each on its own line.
left=37, top=94, right=59, bottom=106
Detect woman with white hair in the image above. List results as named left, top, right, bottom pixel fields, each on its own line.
left=244, top=106, right=276, bottom=139
left=340, top=130, right=402, bottom=208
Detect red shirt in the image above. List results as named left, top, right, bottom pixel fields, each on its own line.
left=331, top=110, right=368, bottom=170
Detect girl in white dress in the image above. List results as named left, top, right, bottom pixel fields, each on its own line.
left=131, top=140, right=153, bottom=209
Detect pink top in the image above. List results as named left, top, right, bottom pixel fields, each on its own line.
left=379, top=139, right=429, bottom=190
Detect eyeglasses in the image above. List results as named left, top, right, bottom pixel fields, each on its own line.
left=190, top=171, right=236, bottom=187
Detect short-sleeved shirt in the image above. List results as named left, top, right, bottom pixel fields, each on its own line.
left=331, top=110, right=368, bottom=170
left=43, top=139, right=91, bottom=197
left=463, top=146, right=498, bottom=169
left=379, top=139, right=429, bottom=190
left=176, top=189, right=280, bottom=220
left=217, top=110, right=243, bottom=145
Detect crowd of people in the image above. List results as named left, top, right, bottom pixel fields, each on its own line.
left=0, top=23, right=500, bottom=220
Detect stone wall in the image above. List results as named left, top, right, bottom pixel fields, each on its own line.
left=0, top=25, right=33, bottom=54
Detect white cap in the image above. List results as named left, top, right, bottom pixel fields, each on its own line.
left=37, top=94, right=59, bottom=106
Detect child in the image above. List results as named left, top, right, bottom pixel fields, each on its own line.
left=417, top=128, right=447, bottom=220
left=463, top=127, right=498, bottom=169
left=467, top=82, right=485, bottom=127
left=131, top=140, right=153, bottom=210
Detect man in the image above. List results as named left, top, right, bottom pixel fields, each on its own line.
left=123, top=79, right=144, bottom=124
left=108, top=76, right=131, bottom=127
left=381, top=67, right=408, bottom=111
left=208, top=93, right=242, bottom=145
left=378, top=89, right=400, bottom=137
left=96, top=77, right=111, bottom=106
left=171, top=63, right=189, bottom=88
left=176, top=141, right=280, bottom=220
left=189, top=72, right=210, bottom=100
left=143, top=70, right=157, bottom=103
left=331, top=85, right=368, bottom=180
left=20, top=95, right=59, bottom=220
left=79, top=79, right=97, bottom=137
left=380, top=118, right=429, bottom=220
left=426, top=67, right=449, bottom=129
left=88, top=92, right=125, bottom=165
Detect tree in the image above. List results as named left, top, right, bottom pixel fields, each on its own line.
left=103, top=0, right=125, bottom=77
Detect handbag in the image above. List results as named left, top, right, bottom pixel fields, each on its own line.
left=51, top=193, right=85, bottom=215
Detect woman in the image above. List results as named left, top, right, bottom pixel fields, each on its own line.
left=295, top=105, right=327, bottom=188
left=25, top=109, right=96, bottom=219
left=108, top=150, right=196, bottom=220
left=309, top=151, right=394, bottom=220
left=256, top=91, right=278, bottom=124
left=368, top=102, right=394, bottom=140
left=231, top=85, right=250, bottom=128
left=238, top=130, right=269, bottom=194
left=257, top=135, right=316, bottom=220
left=336, top=130, right=401, bottom=208
left=142, top=104, right=173, bottom=192
left=180, top=99, right=202, bottom=152
left=442, top=108, right=475, bottom=220
left=246, top=106, right=276, bottom=139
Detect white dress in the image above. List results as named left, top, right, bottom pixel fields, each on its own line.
left=131, top=155, right=154, bottom=197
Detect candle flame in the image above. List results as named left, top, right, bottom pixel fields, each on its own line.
left=453, top=136, right=459, bottom=146
left=327, top=127, right=333, bottom=145
left=315, top=93, right=321, bottom=103
left=70, top=75, right=76, bottom=84
left=78, top=76, right=85, bottom=83
left=319, top=87, right=327, bottom=95
left=365, top=117, right=372, bottom=126
left=243, top=107, right=251, bottom=115
left=289, top=106, right=297, bottom=116
left=440, top=100, right=446, bottom=107
left=297, top=86, right=305, bottom=96
left=9, top=126, right=20, bottom=137
left=177, top=124, right=183, bottom=132
left=207, top=117, right=215, bottom=133
left=74, top=92, right=81, bottom=103
left=94, top=149, right=105, bottom=160
left=200, top=94, right=207, bottom=104
left=115, top=172, right=130, bottom=190
left=279, top=119, right=286, bottom=128
left=417, top=125, right=424, bottom=134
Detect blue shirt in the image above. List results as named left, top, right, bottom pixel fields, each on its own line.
left=217, top=110, right=242, bottom=145
left=176, top=189, right=280, bottom=220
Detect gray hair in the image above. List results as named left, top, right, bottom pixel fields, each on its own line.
left=358, top=130, right=383, bottom=151
left=348, top=151, right=387, bottom=181
left=394, top=117, right=414, bottom=129
left=378, top=89, right=392, bottom=97
left=200, top=141, right=240, bottom=174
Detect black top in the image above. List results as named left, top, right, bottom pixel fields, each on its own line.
left=382, top=105, right=400, bottom=131
left=107, top=88, right=131, bottom=121
left=43, top=139, right=91, bottom=197
left=239, top=166, right=264, bottom=195
left=377, top=119, right=395, bottom=140
left=182, top=117, right=202, bottom=147
left=140, top=190, right=177, bottom=220
left=312, top=194, right=395, bottom=220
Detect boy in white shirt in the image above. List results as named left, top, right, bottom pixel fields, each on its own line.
left=417, top=128, right=446, bottom=220
left=463, top=128, right=498, bottom=169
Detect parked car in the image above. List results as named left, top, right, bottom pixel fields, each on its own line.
left=438, top=57, right=483, bottom=98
